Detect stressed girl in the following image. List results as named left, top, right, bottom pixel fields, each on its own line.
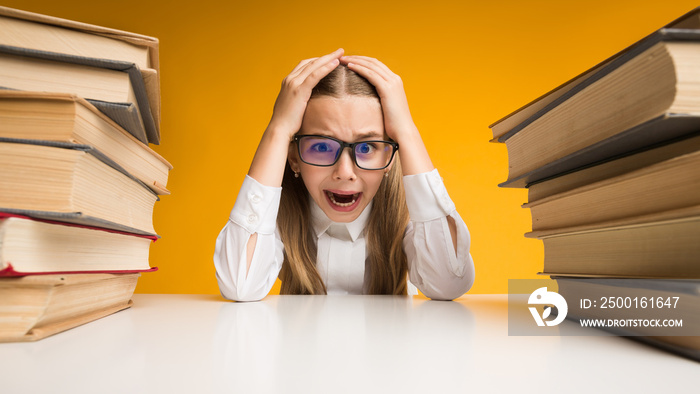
left=214, top=49, right=475, bottom=301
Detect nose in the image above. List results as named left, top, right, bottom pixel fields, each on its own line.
left=332, top=147, right=357, bottom=181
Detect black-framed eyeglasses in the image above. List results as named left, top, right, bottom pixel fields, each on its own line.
left=293, top=134, right=399, bottom=170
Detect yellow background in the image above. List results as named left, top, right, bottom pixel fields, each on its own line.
left=4, top=0, right=698, bottom=294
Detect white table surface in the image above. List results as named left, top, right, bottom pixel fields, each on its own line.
left=0, top=294, right=696, bottom=393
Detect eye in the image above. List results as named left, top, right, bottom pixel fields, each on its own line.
left=356, top=142, right=376, bottom=155
left=310, top=142, right=333, bottom=153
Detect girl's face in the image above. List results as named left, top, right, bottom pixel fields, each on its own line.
left=289, top=96, right=389, bottom=223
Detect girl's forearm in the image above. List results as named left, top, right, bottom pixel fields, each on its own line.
left=395, top=126, right=435, bottom=176
left=247, top=126, right=292, bottom=187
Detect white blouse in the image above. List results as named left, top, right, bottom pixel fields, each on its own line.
left=214, top=169, right=474, bottom=301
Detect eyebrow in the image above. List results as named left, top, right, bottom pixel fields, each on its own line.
left=354, top=131, right=384, bottom=140
left=307, top=131, right=385, bottom=141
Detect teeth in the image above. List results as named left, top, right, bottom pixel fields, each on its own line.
left=327, top=191, right=359, bottom=207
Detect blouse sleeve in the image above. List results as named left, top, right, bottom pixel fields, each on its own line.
left=402, top=169, right=475, bottom=301
left=213, top=175, right=285, bottom=302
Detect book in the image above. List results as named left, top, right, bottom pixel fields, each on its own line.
left=524, top=150, right=700, bottom=231
left=0, top=212, right=157, bottom=276
left=528, top=132, right=700, bottom=202
left=0, top=6, right=156, bottom=70
left=0, top=45, right=159, bottom=145
left=0, top=141, right=158, bottom=235
left=0, top=90, right=171, bottom=195
left=0, top=6, right=166, bottom=345
left=555, top=277, right=700, bottom=361
left=489, top=7, right=699, bottom=140
left=0, top=5, right=161, bottom=140
left=527, top=206, right=700, bottom=278
left=493, top=7, right=700, bottom=363
left=489, top=10, right=700, bottom=188
left=0, top=273, right=138, bottom=342
left=501, top=36, right=700, bottom=187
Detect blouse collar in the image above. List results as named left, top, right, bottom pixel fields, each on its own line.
left=310, top=198, right=372, bottom=242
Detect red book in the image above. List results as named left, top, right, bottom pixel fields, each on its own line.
left=0, top=211, right=157, bottom=277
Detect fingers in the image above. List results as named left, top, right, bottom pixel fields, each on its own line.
left=287, top=57, right=318, bottom=79
left=340, top=55, right=395, bottom=82
left=289, top=48, right=343, bottom=74
left=294, top=48, right=344, bottom=88
left=269, top=49, right=345, bottom=139
left=343, top=61, right=385, bottom=88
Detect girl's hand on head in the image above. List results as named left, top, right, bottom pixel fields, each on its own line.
left=339, top=55, right=419, bottom=143
left=340, top=55, right=434, bottom=175
left=249, top=49, right=344, bottom=187
left=268, top=48, right=344, bottom=139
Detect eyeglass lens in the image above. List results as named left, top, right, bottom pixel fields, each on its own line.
left=297, top=136, right=394, bottom=169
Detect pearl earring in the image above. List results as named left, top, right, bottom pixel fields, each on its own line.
left=384, top=171, right=389, bottom=178
left=294, top=171, right=300, bottom=178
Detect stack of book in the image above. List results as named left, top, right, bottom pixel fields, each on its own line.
left=0, top=6, right=172, bottom=342
left=490, top=7, right=700, bottom=360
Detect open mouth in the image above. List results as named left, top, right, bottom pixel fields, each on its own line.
left=326, top=191, right=361, bottom=208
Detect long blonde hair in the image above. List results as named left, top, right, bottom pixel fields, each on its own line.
left=278, top=65, right=410, bottom=295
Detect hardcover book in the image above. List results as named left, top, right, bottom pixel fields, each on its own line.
left=0, top=45, right=159, bottom=144
left=489, top=8, right=700, bottom=188
left=527, top=132, right=700, bottom=202
left=528, top=206, right=700, bottom=278
left=489, top=7, right=699, bottom=140
left=0, top=5, right=158, bottom=70
left=0, top=212, right=157, bottom=276
left=0, top=90, right=171, bottom=194
left=556, top=277, right=699, bottom=361
left=524, top=150, right=700, bottom=231
left=0, top=273, right=139, bottom=342
left=0, top=140, right=158, bottom=235
left=0, top=5, right=161, bottom=141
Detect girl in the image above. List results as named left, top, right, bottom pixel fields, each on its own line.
left=214, top=49, right=474, bottom=301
